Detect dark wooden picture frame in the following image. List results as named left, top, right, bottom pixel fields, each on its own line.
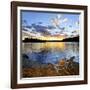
left=11, top=1, right=88, bottom=89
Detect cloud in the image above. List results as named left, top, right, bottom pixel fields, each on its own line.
left=62, top=18, right=68, bottom=23
left=75, top=21, right=79, bottom=27
left=51, top=15, right=68, bottom=29
left=51, top=17, right=60, bottom=28
left=57, top=14, right=68, bottom=23
left=57, top=14, right=62, bottom=19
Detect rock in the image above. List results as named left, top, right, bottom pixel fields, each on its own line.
left=58, top=59, right=65, bottom=66
left=22, top=54, right=29, bottom=59
left=47, top=63, right=54, bottom=68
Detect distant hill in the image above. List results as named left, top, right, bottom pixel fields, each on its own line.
left=23, top=36, right=79, bottom=43
left=62, top=36, right=79, bottom=42
left=23, top=38, right=46, bottom=42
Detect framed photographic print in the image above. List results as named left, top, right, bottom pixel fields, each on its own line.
left=11, top=1, right=88, bottom=89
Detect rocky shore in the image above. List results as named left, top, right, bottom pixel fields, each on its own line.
left=22, top=55, right=79, bottom=77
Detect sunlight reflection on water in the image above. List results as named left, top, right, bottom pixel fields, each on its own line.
left=22, top=42, right=79, bottom=64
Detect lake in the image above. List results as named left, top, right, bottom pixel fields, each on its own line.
left=22, top=42, right=79, bottom=64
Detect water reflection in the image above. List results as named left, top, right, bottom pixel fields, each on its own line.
left=22, top=42, right=79, bottom=64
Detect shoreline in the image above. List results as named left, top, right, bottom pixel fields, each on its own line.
left=22, top=57, right=79, bottom=78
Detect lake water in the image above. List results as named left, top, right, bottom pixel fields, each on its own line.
left=22, top=42, right=79, bottom=64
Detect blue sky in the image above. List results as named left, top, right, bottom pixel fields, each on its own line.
left=21, top=11, right=80, bottom=36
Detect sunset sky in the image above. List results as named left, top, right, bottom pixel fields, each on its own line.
left=21, top=11, right=80, bottom=40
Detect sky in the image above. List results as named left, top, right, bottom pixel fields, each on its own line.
left=21, top=10, right=80, bottom=39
